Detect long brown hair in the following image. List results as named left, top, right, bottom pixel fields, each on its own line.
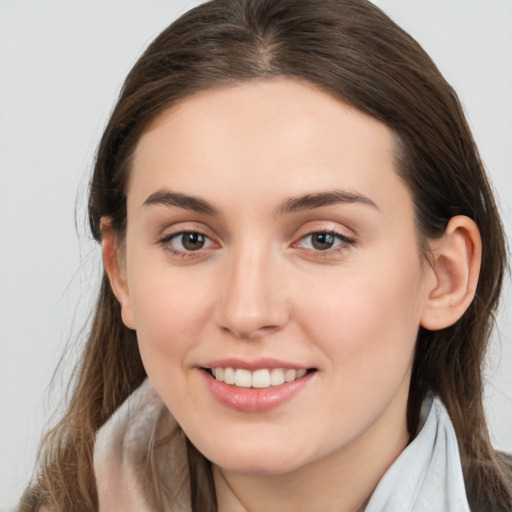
left=20, top=0, right=512, bottom=510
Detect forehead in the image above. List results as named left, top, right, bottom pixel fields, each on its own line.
left=129, top=78, right=411, bottom=218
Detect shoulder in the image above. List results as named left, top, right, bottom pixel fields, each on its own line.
left=501, top=452, right=512, bottom=468
left=466, top=451, right=512, bottom=512
left=93, top=379, right=191, bottom=512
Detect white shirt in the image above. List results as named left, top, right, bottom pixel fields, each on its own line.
left=365, top=397, right=470, bottom=511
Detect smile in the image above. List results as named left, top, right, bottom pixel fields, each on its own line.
left=210, top=367, right=309, bottom=388
left=201, top=365, right=317, bottom=413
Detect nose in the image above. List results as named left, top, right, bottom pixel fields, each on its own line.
left=215, top=245, right=290, bottom=340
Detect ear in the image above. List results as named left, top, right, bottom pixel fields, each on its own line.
left=101, top=217, right=136, bottom=330
left=420, top=215, right=482, bottom=330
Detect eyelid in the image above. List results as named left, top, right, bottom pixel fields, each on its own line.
left=157, top=224, right=220, bottom=258
left=156, top=220, right=217, bottom=244
left=290, top=222, right=357, bottom=259
left=299, top=230, right=354, bottom=243
left=294, top=231, right=355, bottom=249
left=291, top=220, right=356, bottom=243
left=164, top=230, right=215, bottom=247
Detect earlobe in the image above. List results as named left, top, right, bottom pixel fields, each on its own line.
left=100, top=217, right=136, bottom=330
left=420, top=215, right=482, bottom=331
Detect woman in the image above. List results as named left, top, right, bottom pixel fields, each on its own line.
left=19, top=0, right=512, bottom=510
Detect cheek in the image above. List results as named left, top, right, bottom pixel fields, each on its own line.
left=297, top=254, right=424, bottom=381
left=292, top=261, right=424, bottom=445
left=126, top=257, right=216, bottom=367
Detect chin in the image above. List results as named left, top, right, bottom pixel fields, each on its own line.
left=214, top=456, right=307, bottom=476
left=203, top=440, right=315, bottom=476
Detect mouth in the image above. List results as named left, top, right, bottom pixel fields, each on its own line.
left=203, top=367, right=317, bottom=389
left=200, top=363, right=317, bottom=412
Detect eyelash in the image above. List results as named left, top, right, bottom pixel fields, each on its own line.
left=158, top=230, right=215, bottom=258
left=158, top=229, right=356, bottom=259
left=293, top=230, right=356, bottom=259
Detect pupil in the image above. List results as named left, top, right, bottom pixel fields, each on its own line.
left=183, top=233, right=205, bottom=250
left=312, top=233, right=334, bottom=250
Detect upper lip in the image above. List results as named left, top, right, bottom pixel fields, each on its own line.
left=201, top=357, right=313, bottom=371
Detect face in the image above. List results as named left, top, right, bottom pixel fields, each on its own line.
left=115, top=78, right=433, bottom=476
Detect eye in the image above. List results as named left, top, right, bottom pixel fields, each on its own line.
left=296, top=231, right=355, bottom=252
left=160, top=231, right=216, bottom=254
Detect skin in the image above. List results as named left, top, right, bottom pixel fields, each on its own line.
left=103, top=78, right=481, bottom=512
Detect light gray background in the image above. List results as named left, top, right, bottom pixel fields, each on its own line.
left=1, top=1, right=511, bottom=509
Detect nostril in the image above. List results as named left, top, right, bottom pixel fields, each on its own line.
left=221, top=323, right=282, bottom=341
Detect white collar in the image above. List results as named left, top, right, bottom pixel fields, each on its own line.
left=94, top=380, right=470, bottom=512
left=365, top=397, right=470, bottom=512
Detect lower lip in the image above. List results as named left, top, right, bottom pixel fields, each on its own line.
left=201, top=370, right=315, bottom=413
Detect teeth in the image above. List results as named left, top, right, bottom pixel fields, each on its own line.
left=269, top=368, right=285, bottom=386
left=234, top=369, right=252, bottom=388
left=252, top=369, right=270, bottom=388
left=284, top=369, right=296, bottom=382
left=210, top=367, right=309, bottom=388
left=223, top=367, right=236, bottom=385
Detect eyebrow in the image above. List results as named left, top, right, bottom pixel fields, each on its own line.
left=142, top=189, right=221, bottom=215
left=142, top=188, right=378, bottom=216
left=276, top=190, right=379, bottom=216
